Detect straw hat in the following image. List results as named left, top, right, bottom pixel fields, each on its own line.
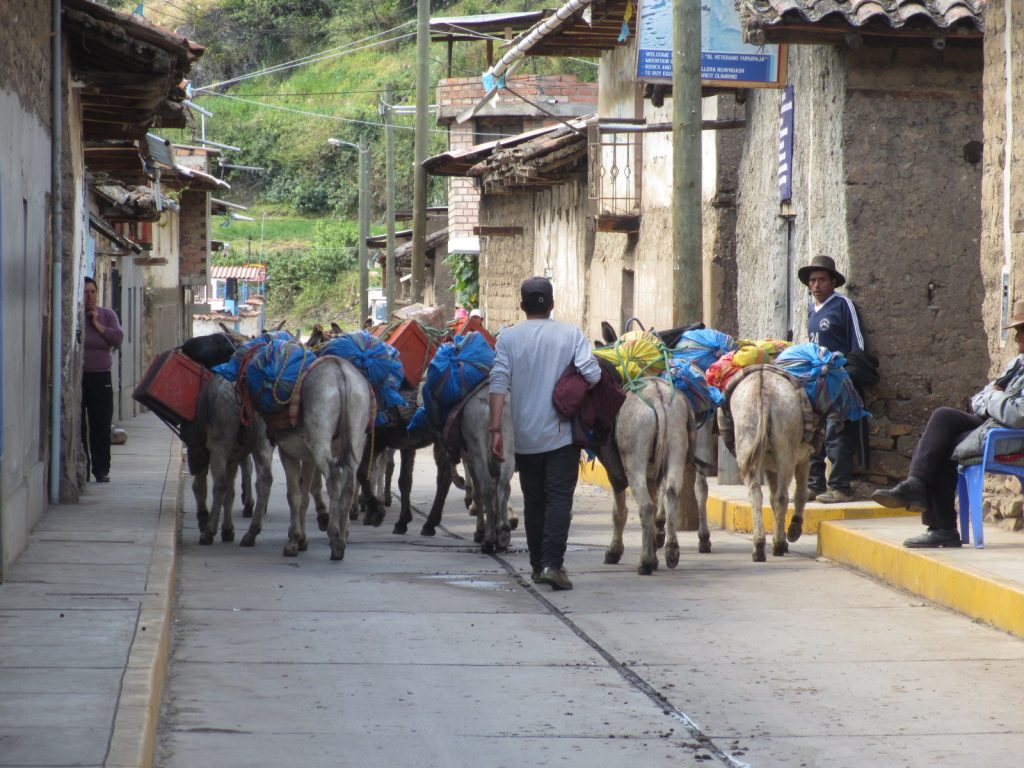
left=1005, top=299, right=1024, bottom=330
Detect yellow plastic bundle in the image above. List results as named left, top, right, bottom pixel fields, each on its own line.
left=732, top=338, right=792, bottom=368
left=594, top=330, right=667, bottom=381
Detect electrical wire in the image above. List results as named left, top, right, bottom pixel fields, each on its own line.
left=193, top=24, right=416, bottom=92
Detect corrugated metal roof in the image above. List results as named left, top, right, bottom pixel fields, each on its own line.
left=739, top=0, right=985, bottom=45
left=210, top=265, right=266, bottom=282
left=430, top=12, right=546, bottom=41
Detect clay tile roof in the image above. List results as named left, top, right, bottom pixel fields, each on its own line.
left=738, top=0, right=985, bottom=45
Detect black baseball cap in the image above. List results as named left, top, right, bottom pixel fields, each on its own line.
left=520, top=276, right=553, bottom=311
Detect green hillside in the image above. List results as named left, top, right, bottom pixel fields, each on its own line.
left=123, top=0, right=594, bottom=330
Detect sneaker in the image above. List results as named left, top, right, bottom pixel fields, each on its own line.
left=537, top=566, right=573, bottom=591
left=816, top=488, right=853, bottom=504
left=95, top=474, right=110, bottom=483
left=872, top=478, right=927, bottom=513
left=903, top=527, right=962, bottom=548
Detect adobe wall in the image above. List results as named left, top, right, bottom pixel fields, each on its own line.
left=733, top=43, right=985, bottom=485
left=478, top=193, right=535, bottom=330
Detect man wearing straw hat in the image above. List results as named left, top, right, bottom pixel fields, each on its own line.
left=798, top=255, right=865, bottom=504
left=873, top=299, right=1024, bottom=547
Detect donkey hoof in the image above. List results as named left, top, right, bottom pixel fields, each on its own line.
left=317, top=514, right=329, bottom=532
left=480, top=540, right=495, bottom=555
left=665, top=545, right=680, bottom=569
left=656, top=530, right=666, bottom=549
left=698, top=536, right=712, bottom=554
left=637, top=562, right=654, bottom=576
left=392, top=522, right=408, bottom=535
left=199, top=531, right=214, bottom=546
left=420, top=524, right=436, bottom=537
left=283, top=541, right=299, bottom=557
left=221, top=528, right=234, bottom=543
left=509, top=516, right=519, bottom=531
left=753, top=542, right=766, bottom=562
left=497, top=526, right=511, bottom=551
left=773, top=540, right=788, bottom=557
left=298, top=537, right=308, bottom=552
left=604, top=551, right=622, bottom=565
left=240, top=531, right=257, bottom=547
left=242, top=502, right=254, bottom=519
left=329, top=541, right=346, bottom=561
left=787, top=520, right=804, bottom=543
left=196, top=513, right=209, bottom=533
left=473, top=529, right=484, bottom=544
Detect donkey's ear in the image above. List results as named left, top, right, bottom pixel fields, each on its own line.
left=273, top=319, right=286, bottom=331
left=600, top=321, right=618, bottom=346
left=218, top=322, right=233, bottom=335
left=330, top=322, right=343, bottom=334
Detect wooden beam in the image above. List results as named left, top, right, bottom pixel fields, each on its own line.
left=473, top=225, right=523, bottom=237
left=595, top=214, right=640, bottom=233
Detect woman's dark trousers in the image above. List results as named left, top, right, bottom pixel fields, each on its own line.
left=909, top=407, right=985, bottom=529
left=82, top=371, right=114, bottom=479
left=515, top=444, right=580, bottom=572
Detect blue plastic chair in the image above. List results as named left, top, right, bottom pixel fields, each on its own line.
left=957, top=428, right=1024, bottom=548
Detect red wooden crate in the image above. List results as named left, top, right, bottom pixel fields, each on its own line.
left=448, top=316, right=496, bottom=348
left=133, top=349, right=211, bottom=423
left=372, top=320, right=435, bottom=389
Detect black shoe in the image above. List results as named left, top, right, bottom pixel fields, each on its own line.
left=807, top=486, right=826, bottom=501
left=872, top=478, right=927, bottom=513
left=537, top=566, right=573, bottom=591
left=95, top=474, right=110, bottom=483
left=903, top=528, right=962, bottom=548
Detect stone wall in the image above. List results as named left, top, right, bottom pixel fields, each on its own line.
left=980, top=0, right=1024, bottom=526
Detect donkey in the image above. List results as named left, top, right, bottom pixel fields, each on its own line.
left=266, top=356, right=374, bottom=561
left=596, top=377, right=700, bottom=574
left=189, top=375, right=275, bottom=547
left=727, top=366, right=819, bottom=562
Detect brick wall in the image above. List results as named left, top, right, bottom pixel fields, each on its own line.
left=436, top=75, right=599, bottom=112
left=179, top=190, right=210, bottom=286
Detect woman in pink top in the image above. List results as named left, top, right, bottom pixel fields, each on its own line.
left=82, top=277, right=123, bottom=482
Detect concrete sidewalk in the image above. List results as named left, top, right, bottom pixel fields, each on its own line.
left=583, top=461, right=1024, bottom=642
left=0, top=411, right=180, bottom=768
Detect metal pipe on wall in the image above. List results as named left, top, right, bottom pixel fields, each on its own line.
left=49, top=0, right=63, bottom=504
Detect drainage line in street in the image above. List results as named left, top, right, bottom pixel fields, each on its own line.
left=409, top=505, right=747, bottom=768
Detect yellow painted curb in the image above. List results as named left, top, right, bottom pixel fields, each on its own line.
left=579, top=458, right=916, bottom=534
left=819, top=521, right=1024, bottom=640
left=105, top=438, right=182, bottom=768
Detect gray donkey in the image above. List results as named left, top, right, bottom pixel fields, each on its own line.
left=596, top=377, right=702, bottom=575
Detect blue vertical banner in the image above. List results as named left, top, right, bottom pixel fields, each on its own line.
left=778, top=84, right=794, bottom=203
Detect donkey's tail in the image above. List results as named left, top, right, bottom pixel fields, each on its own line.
left=738, top=371, right=770, bottom=480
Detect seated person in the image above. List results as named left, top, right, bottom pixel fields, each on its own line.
left=873, top=300, right=1024, bottom=548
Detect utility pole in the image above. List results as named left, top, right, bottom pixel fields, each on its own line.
left=673, top=0, right=702, bottom=327
left=411, top=0, right=430, bottom=303
left=358, top=138, right=370, bottom=325
left=383, top=84, right=397, bottom=318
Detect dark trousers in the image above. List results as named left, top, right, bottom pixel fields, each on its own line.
left=82, top=371, right=114, bottom=479
left=515, top=444, right=580, bottom=572
left=908, top=407, right=984, bottom=529
left=809, top=419, right=858, bottom=492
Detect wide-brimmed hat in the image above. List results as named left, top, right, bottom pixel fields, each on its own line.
left=1005, top=299, right=1024, bottom=330
left=797, top=254, right=846, bottom=288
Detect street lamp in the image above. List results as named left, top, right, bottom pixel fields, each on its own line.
left=327, top=138, right=370, bottom=326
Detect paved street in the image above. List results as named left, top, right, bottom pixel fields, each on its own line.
left=156, top=448, right=1024, bottom=768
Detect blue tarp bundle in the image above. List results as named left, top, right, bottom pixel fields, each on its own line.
left=317, top=331, right=407, bottom=425
left=664, top=355, right=725, bottom=427
left=408, top=332, right=495, bottom=432
left=212, top=330, right=295, bottom=383
left=674, top=328, right=737, bottom=372
left=213, top=337, right=314, bottom=415
left=774, top=343, right=870, bottom=422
